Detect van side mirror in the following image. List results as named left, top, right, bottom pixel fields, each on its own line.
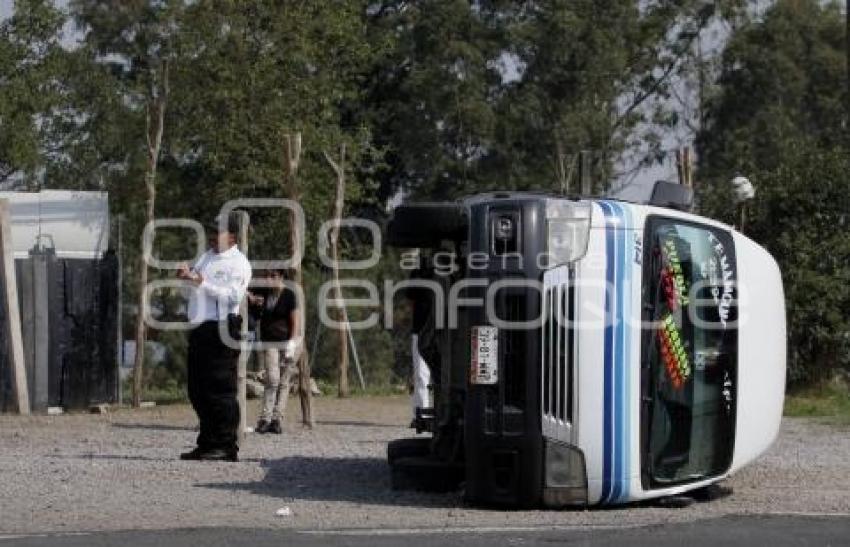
left=649, top=181, right=693, bottom=211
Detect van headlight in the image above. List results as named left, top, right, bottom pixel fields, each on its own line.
left=543, top=439, right=588, bottom=507
left=545, top=201, right=591, bottom=267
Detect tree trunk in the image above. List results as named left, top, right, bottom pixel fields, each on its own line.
left=131, top=179, right=154, bottom=408
left=235, top=212, right=250, bottom=444
left=282, top=133, right=314, bottom=428
left=323, top=146, right=349, bottom=398
left=132, top=65, right=168, bottom=408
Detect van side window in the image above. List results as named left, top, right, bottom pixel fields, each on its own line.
left=641, top=219, right=738, bottom=486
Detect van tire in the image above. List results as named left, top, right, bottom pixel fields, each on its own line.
left=387, top=438, right=431, bottom=465
left=390, top=456, right=464, bottom=492
left=654, top=495, right=695, bottom=508
left=691, top=483, right=734, bottom=502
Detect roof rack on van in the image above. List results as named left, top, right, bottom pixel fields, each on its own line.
left=649, top=180, right=693, bottom=211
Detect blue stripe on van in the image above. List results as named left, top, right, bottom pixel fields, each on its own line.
left=615, top=202, right=625, bottom=502
left=612, top=201, right=633, bottom=503
left=599, top=200, right=615, bottom=504
left=598, top=200, right=632, bottom=504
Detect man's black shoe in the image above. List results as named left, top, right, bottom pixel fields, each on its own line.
left=268, top=419, right=283, bottom=434
left=179, top=447, right=205, bottom=461
left=255, top=419, right=270, bottom=434
left=196, top=448, right=238, bottom=462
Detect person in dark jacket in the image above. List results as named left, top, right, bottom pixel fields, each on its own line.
left=246, top=269, right=301, bottom=434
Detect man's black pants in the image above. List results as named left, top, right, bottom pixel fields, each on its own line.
left=187, top=321, right=240, bottom=453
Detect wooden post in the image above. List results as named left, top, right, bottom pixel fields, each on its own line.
left=0, top=199, right=30, bottom=415
left=579, top=150, right=592, bottom=196
left=676, top=148, right=685, bottom=186
left=132, top=62, right=168, bottom=408
left=323, top=145, right=350, bottom=398
left=236, top=211, right=250, bottom=443
left=282, top=132, right=314, bottom=428
left=554, top=139, right=575, bottom=195
left=684, top=147, right=693, bottom=187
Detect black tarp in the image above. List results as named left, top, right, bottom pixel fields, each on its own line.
left=0, top=250, right=118, bottom=412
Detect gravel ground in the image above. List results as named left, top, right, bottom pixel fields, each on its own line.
left=0, top=396, right=848, bottom=535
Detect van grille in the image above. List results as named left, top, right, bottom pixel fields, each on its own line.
left=502, top=293, right=526, bottom=413
left=542, top=270, right=575, bottom=433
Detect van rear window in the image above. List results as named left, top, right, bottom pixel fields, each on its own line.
left=641, top=218, right=738, bottom=487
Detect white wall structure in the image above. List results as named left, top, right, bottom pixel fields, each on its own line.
left=0, top=190, right=109, bottom=259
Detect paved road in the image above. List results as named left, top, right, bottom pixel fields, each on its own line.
left=1, top=515, right=848, bottom=547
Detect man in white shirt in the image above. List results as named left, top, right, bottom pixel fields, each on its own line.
left=177, top=214, right=251, bottom=462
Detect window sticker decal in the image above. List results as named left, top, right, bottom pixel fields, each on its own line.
left=657, top=313, right=691, bottom=389
left=703, top=232, right=735, bottom=329
left=660, top=238, right=689, bottom=310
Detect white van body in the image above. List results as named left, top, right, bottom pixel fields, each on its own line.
left=387, top=193, right=786, bottom=508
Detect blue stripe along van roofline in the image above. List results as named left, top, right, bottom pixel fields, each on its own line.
left=599, top=200, right=615, bottom=503
left=598, top=200, right=631, bottom=504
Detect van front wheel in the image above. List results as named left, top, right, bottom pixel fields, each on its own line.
left=387, top=438, right=431, bottom=465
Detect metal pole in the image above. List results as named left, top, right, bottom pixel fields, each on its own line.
left=344, top=315, right=365, bottom=390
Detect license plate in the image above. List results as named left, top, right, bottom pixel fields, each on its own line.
left=471, top=326, right=498, bottom=385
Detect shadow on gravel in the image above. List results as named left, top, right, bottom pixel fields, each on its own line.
left=47, top=453, right=169, bottom=462
left=111, top=423, right=197, bottom=432
left=196, top=456, right=460, bottom=508
left=315, top=420, right=402, bottom=428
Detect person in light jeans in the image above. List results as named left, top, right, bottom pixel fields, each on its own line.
left=247, top=269, right=301, bottom=434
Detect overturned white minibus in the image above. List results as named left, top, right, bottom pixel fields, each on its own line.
left=386, top=185, right=786, bottom=508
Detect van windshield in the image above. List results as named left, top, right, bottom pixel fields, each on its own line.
left=641, top=218, right=737, bottom=486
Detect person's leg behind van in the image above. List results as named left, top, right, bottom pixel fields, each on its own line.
left=271, top=357, right=297, bottom=432
left=257, top=347, right=281, bottom=433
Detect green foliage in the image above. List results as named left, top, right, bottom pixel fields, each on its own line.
left=784, top=379, right=850, bottom=425
left=697, top=0, right=850, bottom=386
left=0, top=0, right=71, bottom=186
left=744, top=146, right=850, bottom=384
left=366, top=0, right=723, bottom=199
left=697, top=0, right=848, bottom=181
left=6, top=0, right=845, bottom=392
